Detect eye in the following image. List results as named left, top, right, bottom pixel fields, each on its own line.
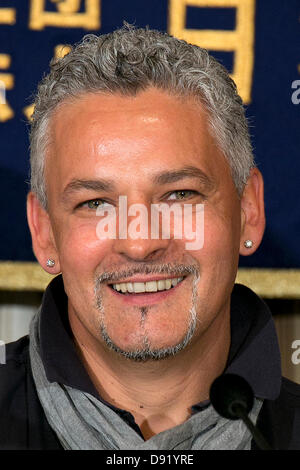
left=166, top=190, right=199, bottom=201
left=79, top=199, right=112, bottom=210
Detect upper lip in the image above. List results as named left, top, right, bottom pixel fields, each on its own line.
left=108, top=274, right=186, bottom=284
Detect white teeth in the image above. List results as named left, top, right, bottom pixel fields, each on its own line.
left=145, top=281, right=158, bottom=292
left=133, top=282, right=145, bottom=293
left=126, top=282, right=134, bottom=293
left=120, top=283, right=127, bottom=293
left=112, top=277, right=184, bottom=294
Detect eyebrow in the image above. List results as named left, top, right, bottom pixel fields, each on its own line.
left=61, top=179, right=116, bottom=202
left=152, top=166, right=215, bottom=191
left=61, top=166, right=215, bottom=203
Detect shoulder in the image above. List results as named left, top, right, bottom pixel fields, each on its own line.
left=0, top=335, right=29, bottom=407
left=0, top=336, right=30, bottom=448
left=280, top=376, right=300, bottom=398
left=273, top=376, right=300, bottom=414
left=256, top=377, right=300, bottom=450
left=269, top=376, right=300, bottom=408
left=0, top=335, right=63, bottom=450
left=4, top=334, right=29, bottom=359
left=0, top=335, right=29, bottom=380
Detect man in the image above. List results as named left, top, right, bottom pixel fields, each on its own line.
left=1, top=25, right=299, bottom=450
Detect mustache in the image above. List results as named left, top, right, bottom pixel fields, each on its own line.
left=94, top=263, right=200, bottom=285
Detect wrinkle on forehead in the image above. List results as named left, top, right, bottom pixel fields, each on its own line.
left=45, top=88, right=235, bottom=208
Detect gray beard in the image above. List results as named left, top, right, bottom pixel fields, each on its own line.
left=94, top=264, right=200, bottom=362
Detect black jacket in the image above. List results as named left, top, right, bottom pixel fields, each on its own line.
left=1, top=276, right=300, bottom=450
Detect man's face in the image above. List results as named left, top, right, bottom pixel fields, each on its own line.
left=44, top=88, right=242, bottom=360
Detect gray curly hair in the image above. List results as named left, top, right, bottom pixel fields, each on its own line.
left=29, top=24, right=254, bottom=209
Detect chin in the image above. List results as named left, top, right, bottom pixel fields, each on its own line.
left=99, top=317, right=197, bottom=362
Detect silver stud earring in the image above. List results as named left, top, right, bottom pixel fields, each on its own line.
left=244, top=240, right=253, bottom=249
left=46, top=258, right=55, bottom=268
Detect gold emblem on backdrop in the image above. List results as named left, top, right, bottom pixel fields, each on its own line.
left=0, top=7, right=16, bottom=122
left=168, top=0, right=256, bottom=104
left=29, top=0, right=100, bottom=30
left=0, top=8, right=15, bottom=25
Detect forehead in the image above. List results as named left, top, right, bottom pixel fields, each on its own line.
left=47, top=88, right=231, bottom=189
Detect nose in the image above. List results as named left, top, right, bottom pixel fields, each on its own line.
left=111, top=197, right=171, bottom=262
left=112, top=237, right=170, bottom=262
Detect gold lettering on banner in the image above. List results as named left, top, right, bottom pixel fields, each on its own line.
left=29, top=0, right=100, bottom=30
left=54, top=43, right=72, bottom=59
left=169, top=0, right=255, bottom=104
left=0, top=54, right=14, bottom=122
left=0, top=8, right=16, bottom=25
left=0, top=7, right=16, bottom=121
left=24, top=44, right=72, bottom=120
left=23, top=103, right=35, bottom=121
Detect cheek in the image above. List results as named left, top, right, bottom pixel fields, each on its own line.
left=193, top=206, right=241, bottom=269
left=53, top=218, right=112, bottom=274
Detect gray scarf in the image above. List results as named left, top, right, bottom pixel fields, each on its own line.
left=29, top=310, right=263, bottom=450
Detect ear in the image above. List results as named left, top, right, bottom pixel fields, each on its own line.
left=239, top=167, right=266, bottom=256
left=27, top=192, right=61, bottom=273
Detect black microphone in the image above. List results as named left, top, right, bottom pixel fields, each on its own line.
left=209, top=373, right=272, bottom=450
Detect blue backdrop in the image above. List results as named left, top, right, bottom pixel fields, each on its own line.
left=0, top=0, right=299, bottom=267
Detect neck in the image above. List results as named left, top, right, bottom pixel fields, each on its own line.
left=69, top=305, right=230, bottom=439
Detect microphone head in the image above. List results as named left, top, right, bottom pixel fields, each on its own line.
left=209, top=373, right=254, bottom=420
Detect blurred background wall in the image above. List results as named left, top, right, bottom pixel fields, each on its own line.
left=0, top=0, right=300, bottom=382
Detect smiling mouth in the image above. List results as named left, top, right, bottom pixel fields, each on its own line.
left=109, top=277, right=185, bottom=294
